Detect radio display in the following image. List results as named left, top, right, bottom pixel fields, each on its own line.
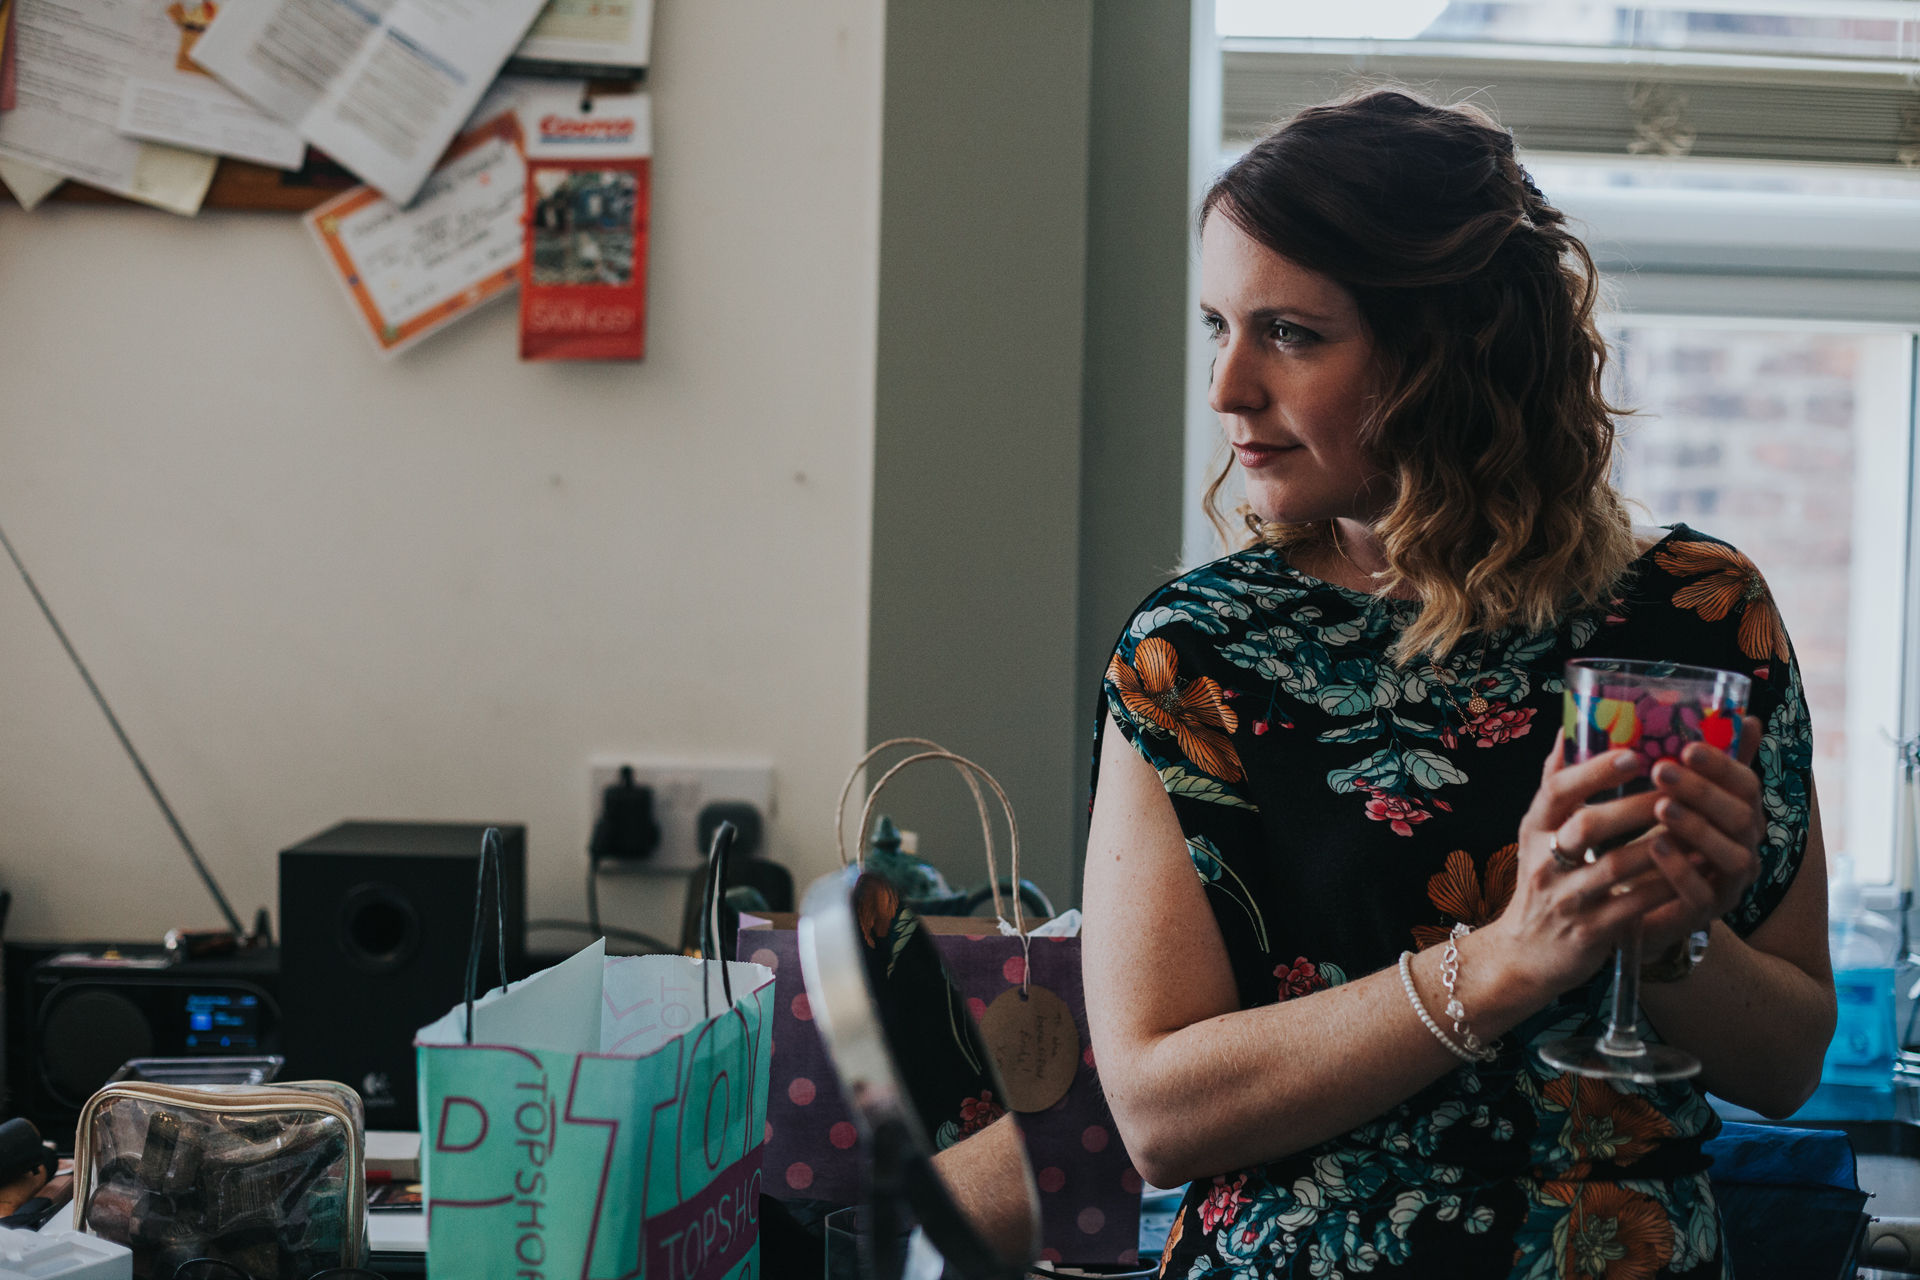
left=183, top=992, right=261, bottom=1051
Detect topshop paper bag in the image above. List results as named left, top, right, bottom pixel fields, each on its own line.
left=417, top=943, right=776, bottom=1280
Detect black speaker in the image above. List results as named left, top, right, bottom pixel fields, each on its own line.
left=279, top=821, right=524, bottom=1131
left=2, top=942, right=280, bottom=1148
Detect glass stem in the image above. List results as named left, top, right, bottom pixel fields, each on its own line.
left=1599, top=924, right=1647, bottom=1057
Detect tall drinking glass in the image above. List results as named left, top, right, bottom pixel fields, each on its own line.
left=1537, top=658, right=1750, bottom=1083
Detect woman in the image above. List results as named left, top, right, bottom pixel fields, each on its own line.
left=1082, top=90, right=1834, bottom=1280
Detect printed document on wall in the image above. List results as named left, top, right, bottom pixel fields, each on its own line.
left=0, top=155, right=64, bottom=209
left=193, top=0, right=550, bottom=206
left=0, top=0, right=223, bottom=213
left=305, top=112, right=526, bottom=358
left=111, top=0, right=305, bottom=169
left=118, top=78, right=305, bottom=170
left=511, top=0, right=652, bottom=75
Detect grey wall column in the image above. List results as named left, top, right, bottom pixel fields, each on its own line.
left=1072, top=1, right=1203, bottom=904
left=868, top=0, right=1197, bottom=907
left=867, top=0, right=1095, bottom=904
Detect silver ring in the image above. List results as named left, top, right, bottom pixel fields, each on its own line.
left=1548, top=833, right=1580, bottom=872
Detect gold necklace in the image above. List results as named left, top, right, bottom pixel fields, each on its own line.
left=1429, top=644, right=1491, bottom=718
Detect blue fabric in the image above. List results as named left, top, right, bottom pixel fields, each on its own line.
left=1705, top=1124, right=1868, bottom=1280
left=1704, top=1122, right=1858, bottom=1190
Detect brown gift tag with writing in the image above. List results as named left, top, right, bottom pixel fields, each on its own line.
left=979, top=984, right=1079, bottom=1113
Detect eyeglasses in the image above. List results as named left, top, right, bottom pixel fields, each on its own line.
left=172, top=1262, right=385, bottom=1280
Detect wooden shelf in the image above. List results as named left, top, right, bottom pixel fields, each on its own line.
left=3, top=153, right=357, bottom=213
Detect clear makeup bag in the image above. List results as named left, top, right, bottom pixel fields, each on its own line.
left=74, top=1081, right=366, bottom=1280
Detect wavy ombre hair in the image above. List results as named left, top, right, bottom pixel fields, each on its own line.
left=1202, top=88, right=1637, bottom=663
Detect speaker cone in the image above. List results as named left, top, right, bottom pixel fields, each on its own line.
left=41, top=987, right=154, bottom=1106
left=337, top=883, right=421, bottom=975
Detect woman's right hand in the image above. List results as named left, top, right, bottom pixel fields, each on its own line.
left=1483, top=741, right=1678, bottom=1000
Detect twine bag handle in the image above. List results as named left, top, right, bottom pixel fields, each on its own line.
left=834, top=737, right=1003, bottom=923
left=845, top=746, right=1032, bottom=995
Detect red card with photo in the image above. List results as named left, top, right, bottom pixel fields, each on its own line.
left=517, top=90, right=651, bottom=361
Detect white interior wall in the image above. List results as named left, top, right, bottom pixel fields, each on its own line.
left=0, top=0, right=885, bottom=948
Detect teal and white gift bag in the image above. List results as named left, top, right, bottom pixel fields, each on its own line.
left=417, top=943, right=775, bottom=1279
left=415, top=827, right=774, bottom=1279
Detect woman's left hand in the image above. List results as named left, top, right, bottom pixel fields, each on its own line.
left=1637, top=714, right=1765, bottom=955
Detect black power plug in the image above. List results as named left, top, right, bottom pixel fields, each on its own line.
left=698, top=802, right=793, bottom=913
left=696, top=801, right=762, bottom=862
left=590, top=765, right=661, bottom=862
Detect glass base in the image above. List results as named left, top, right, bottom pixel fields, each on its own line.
left=1538, top=1035, right=1701, bottom=1083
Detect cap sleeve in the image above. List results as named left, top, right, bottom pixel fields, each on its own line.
left=1100, top=602, right=1253, bottom=810
left=1739, top=654, right=1812, bottom=934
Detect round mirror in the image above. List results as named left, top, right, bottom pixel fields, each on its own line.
left=798, top=865, right=1042, bottom=1280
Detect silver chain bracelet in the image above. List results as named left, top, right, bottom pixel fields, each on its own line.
left=1441, top=923, right=1500, bottom=1063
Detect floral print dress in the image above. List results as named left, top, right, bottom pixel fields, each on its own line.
left=1095, top=526, right=1812, bottom=1280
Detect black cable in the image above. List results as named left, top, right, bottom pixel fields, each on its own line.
left=0, top=519, right=245, bottom=937
left=464, top=829, right=507, bottom=1044
left=526, top=918, right=676, bottom=954
left=704, top=821, right=736, bottom=1013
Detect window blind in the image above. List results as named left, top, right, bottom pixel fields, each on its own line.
left=1223, top=40, right=1920, bottom=167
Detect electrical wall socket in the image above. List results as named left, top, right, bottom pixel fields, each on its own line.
left=588, top=759, right=774, bottom=872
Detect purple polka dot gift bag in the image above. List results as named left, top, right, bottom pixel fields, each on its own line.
left=738, top=742, right=1143, bottom=1269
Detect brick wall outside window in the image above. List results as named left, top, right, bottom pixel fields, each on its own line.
left=1608, top=325, right=1860, bottom=855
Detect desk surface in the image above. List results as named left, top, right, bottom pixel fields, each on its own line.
left=36, top=1202, right=427, bottom=1253
left=1713, top=1081, right=1920, bottom=1156
left=370, top=1211, right=426, bottom=1252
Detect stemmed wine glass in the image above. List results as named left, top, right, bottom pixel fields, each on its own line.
left=1538, top=658, right=1750, bottom=1083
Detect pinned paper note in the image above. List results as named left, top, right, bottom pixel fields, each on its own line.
left=0, top=154, right=61, bottom=209
left=128, top=140, right=218, bottom=215
left=0, top=0, right=224, bottom=214
left=118, top=75, right=305, bottom=170
left=511, top=0, right=653, bottom=76
left=193, top=0, right=551, bottom=205
left=305, top=113, right=527, bottom=358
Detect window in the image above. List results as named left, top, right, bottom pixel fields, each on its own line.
left=1606, top=320, right=1917, bottom=880
left=1189, top=2, right=1920, bottom=882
